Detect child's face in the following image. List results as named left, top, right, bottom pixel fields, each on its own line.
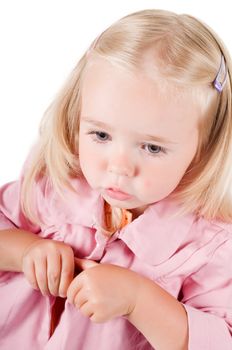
left=78, top=58, right=200, bottom=216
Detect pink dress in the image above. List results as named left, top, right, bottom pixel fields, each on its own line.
left=0, top=172, right=232, bottom=349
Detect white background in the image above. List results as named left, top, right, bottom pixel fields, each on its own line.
left=0, top=0, right=231, bottom=184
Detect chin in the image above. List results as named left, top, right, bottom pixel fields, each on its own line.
left=103, top=196, right=141, bottom=210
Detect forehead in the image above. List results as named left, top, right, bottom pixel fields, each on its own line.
left=81, top=57, right=202, bottom=137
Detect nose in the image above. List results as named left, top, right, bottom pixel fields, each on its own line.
left=107, top=152, right=136, bottom=178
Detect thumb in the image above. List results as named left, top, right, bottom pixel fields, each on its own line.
left=74, top=257, right=99, bottom=271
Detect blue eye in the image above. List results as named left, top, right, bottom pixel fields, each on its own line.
left=143, top=143, right=166, bottom=155
left=95, top=131, right=109, bottom=141
left=88, top=130, right=110, bottom=142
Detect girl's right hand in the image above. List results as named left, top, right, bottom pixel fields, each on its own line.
left=21, top=239, right=75, bottom=297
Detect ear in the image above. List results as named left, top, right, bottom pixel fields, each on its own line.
left=74, top=257, right=99, bottom=272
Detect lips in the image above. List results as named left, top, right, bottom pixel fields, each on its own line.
left=105, top=187, right=132, bottom=201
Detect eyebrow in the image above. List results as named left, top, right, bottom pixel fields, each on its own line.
left=81, top=116, right=177, bottom=144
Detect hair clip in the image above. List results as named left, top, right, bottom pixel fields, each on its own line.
left=213, top=55, right=227, bottom=93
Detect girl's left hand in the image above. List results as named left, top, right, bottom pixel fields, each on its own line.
left=67, top=259, right=142, bottom=323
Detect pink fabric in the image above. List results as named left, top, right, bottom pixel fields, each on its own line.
left=0, top=173, right=232, bottom=349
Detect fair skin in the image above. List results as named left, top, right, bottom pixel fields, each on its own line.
left=0, top=229, right=75, bottom=297
left=67, top=57, right=201, bottom=349
left=78, top=58, right=199, bottom=217
left=0, top=57, right=201, bottom=349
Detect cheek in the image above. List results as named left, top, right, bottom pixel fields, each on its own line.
left=79, top=137, right=93, bottom=171
left=79, top=138, right=105, bottom=175
left=140, top=164, right=184, bottom=195
left=80, top=150, right=98, bottom=174
left=142, top=178, right=153, bottom=190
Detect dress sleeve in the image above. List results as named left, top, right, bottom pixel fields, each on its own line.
left=0, top=174, right=41, bottom=233
left=181, top=237, right=232, bottom=349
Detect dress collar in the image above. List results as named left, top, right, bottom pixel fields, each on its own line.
left=118, top=198, right=196, bottom=265
left=52, top=178, right=195, bottom=266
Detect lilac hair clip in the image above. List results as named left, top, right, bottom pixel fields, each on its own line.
left=213, top=55, right=227, bottom=93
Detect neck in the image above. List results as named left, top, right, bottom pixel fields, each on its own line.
left=130, top=205, right=148, bottom=219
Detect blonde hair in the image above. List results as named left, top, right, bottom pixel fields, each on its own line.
left=21, top=9, right=232, bottom=224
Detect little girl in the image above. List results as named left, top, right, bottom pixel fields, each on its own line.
left=0, top=9, right=232, bottom=350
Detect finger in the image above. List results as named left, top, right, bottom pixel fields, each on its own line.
left=74, top=258, right=98, bottom=271
left=22, top=258, right=39, bottom=290
left=73, top=288, right=88, bottom=309
left=34, top=256, right=49, bottom=296
left=58, top=250, right=75, bottom=297
left=78, top=300, right=94, bottom=319
left=67, top=276, right=83, bottom=304
left=47, top=252, right=61, bottom=296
